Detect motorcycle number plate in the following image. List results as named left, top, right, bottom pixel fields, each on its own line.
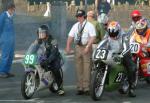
left=130, top=43, right=140, bottom=53
left=24, top=54, right=37, bottom=65
left=94, top=49, right=108, bottom=60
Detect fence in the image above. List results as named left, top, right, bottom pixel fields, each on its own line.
left=25, top=0, right=150, bottom=16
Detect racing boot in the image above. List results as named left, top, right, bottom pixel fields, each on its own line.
left=57, top=89, right=65, bottom=96
left=128, top=88, right=136, bottom=97
left=128, top=84, right=136, bottom=97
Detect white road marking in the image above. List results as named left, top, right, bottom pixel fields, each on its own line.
left=0, top=85, right=76, bottom=92
left=13, top=53, right=74, bottom=64
left=0, top=98, right=44, bottom=102
left=15, top=54, right=24, bottom=58
left=123, top=102, right=132, bottom=103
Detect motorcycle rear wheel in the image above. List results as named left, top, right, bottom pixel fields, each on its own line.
left=21, top=72, right=37, bottom=99
left=90, top=68, right=105, bottom=101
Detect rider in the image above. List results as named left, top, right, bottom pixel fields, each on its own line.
left=130, top=18, right=150, bottom=55
left=128, top=10, right=150, bottom=36
left=98, top=21, right=137, bottom=97
left=33, top=24, right=65, bottom=95
left=127, top=10, right=142, bottom=36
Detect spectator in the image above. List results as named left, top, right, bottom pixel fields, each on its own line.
left=95, top=0, right=111, bottom=16
left=87, top=10, right=105, bottom=49
left=65, top=9, right=96, bottom=95
left=0, top=3, right=16, bottom=78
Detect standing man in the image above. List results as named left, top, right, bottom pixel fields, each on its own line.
left=65, top=9, right=96, bottom=95
left=0, top=3, right=16, bottom=78
left=87, top=10, right=105, bottom=49
left=95, top=0, right=111, bottom=16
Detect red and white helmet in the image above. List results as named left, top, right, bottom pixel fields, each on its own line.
left=131, top=10, right=141, bottom=17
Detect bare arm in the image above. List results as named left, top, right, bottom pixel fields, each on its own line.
left=83, top=36, right=95, bottom=54
left=95, top=0, right=100, bottom=15
left=65, top=36, right=74, bottom=54
left=86, top=37, right=95, bottom=48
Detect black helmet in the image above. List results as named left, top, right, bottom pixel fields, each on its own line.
left=37, top=24, right=49, bottom=35
left=76, top=9, right=86, bottom=18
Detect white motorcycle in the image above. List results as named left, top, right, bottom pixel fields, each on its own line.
left=21, top=42, right=63, bottom=99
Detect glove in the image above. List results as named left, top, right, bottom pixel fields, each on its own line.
left=40, top=60, right=48, bottom=68
left=37, top=39, right=42, bottom=44
left=113, top=55, right=122, bottom=63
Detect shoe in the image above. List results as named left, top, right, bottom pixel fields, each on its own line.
left=57, top=89, right=65, bottom=96
left=76, top=90, right=84, bottom=95
left=84, top=91, right=90, bottom=96
left=0, top=73, right=8, bottom=78
left=6, top=73, right=15, bottom=77
left=128, top=89, right=136, bottom=97
left=118, top=88, right=127, bottom=94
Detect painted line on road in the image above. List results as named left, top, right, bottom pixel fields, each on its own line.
left=13, top=54, right=74, bottom=64
left=0, top=98, right=44, bottom=102
left=123, top=102, right=132, bottom=103
left=0, top=85, right=76, bottom=92
left=13, top=59, right=67, bottom=72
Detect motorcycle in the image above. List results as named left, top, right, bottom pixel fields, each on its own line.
left=90, top=47, right=129, bottom=101
left=130, top=42, right=150, bottom=84
left=21, top=43, right=63, bottom=99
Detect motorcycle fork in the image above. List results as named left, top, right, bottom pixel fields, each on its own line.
left=101, top=65, right=108, bottom=86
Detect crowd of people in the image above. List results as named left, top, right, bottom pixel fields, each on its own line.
left=0, top=0, right=150, bottom=99
left=65, top=0, right=150, bottom=98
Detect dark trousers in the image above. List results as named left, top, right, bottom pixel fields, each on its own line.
left=50, top=59, right=63, bottom=90
left=122, top=52, right=137, bottom=89
left=51, top=68, right=63, bottom=90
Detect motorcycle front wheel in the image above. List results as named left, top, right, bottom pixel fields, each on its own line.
left=90, top=68, right=105, bottom=101
left=21, top=72, right=37, bottom=99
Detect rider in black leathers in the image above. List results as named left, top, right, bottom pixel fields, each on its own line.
left=32, top=24, right=65, bottom=95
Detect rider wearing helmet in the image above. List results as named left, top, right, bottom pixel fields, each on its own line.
left=31, top=24, right=65, bottom=95
left=98, top=21, right=137, bottom=97
left=128, top=10, right=150, bottom=36
left=130, top=18, right=150, bottom=54
left=131, top=10, right=142, bottom=23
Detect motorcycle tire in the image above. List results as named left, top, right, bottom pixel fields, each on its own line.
left=90, top=68, right=105, bottom=101
left=49, top=68, right=63, bottom=93
left=21, top=72, right=37, bottom=99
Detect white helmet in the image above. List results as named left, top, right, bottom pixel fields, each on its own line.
left=97, top=13, right=109, bottom=24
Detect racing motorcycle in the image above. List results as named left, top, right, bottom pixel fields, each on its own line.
left=130, top=42, right=150, bottom=84
left=21, top=42, right=63, bottom=99
left=90, top=47, right=129, bottom=101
